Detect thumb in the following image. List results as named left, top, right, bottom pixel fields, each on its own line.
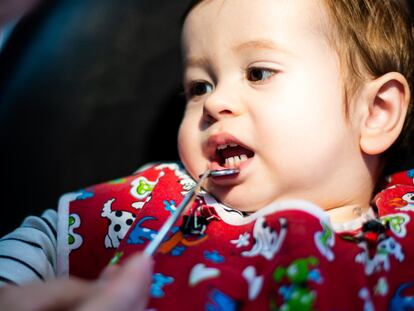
left=77, top=252, right=154, bottom=311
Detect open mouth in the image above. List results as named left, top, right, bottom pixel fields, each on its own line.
left=215, top=143, right=255, bottom=169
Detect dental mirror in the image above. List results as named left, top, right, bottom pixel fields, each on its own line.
left=208, top=168, right=240, bottom=177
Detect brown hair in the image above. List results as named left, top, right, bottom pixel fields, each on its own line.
left=322, top=0, right=414, bottom=174
left=182, top=0, right=414, bottom=173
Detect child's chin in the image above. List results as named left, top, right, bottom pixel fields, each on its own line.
left=208, top=188, right=254, bottom=212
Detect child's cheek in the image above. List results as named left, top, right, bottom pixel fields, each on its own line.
left=177, top=117, right=203, bottom=178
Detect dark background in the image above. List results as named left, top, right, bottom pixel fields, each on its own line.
left=0, top=1, right=413, bottom=236
left=0, top=0, right=192, bottom=236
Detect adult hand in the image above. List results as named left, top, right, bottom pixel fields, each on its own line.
left=0, top=252, right=153, bottom=311
left=77, top=252, right=153, bottom=311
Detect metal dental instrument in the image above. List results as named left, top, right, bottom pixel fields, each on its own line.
left=209, top=168, right=240, bottom=177
left=144, top=168, right=239, bottom=257
left=199, top=168, right=240, bottom=178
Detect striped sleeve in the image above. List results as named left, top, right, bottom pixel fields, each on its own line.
left=0, top=209, right=57, bottom=286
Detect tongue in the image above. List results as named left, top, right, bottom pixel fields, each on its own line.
left=221, top=146, right=254, bottom=159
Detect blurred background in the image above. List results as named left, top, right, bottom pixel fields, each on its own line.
left=0, top=0, right=192, bottom=236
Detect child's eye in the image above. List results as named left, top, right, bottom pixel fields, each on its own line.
left=246, top=67, right=276, bottom=82
left=187, top=80, right=213, bottom=98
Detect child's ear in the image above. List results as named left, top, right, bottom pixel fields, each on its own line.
left=359, top=72, right=410, bottom=155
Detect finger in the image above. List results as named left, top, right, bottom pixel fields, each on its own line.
left=0, top=278, right=95, bottom=311
left=99, top=264, right=121, bottom=284
left=77, top=252, right=154, bottom=311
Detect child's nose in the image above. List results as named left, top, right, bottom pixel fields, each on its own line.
left=202, top=86, right=241, bottom=124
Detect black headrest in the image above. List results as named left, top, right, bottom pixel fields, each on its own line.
left=0, top=0, right=191, bottom=235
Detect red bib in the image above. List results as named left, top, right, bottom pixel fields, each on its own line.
left=57, top=164, right=414, bottom=310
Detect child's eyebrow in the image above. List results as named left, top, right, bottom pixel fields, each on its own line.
left=183, top=39, right=291, bottom=69
left=232, top=39, right=291, bottom=55
left=183, top=56, right=209, bottom=69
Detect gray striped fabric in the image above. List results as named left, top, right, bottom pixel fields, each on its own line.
left=0, top=209, right=57, bottom=286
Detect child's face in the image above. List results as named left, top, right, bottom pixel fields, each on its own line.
left=178, top=0, right=368, bottom=212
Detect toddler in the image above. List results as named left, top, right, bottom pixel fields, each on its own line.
left=1, top=0, right=414, bottom=310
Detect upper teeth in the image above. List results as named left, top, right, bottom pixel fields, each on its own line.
left=217, top=143, right=238, bottom=150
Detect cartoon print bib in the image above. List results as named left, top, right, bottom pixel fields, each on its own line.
left=57, top=164, right=414, bottom=310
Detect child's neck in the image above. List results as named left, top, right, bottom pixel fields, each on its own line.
left=326, top=203, right=370, bottom=224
